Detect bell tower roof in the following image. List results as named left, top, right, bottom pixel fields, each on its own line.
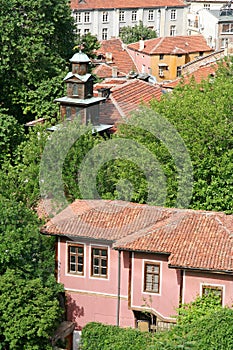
left=70, top=51, right=90, bottom=63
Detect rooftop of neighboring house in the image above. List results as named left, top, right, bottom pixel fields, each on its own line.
left=70, top=0, right=187, bottom=11
left=208, top=3, right=233, bottom=20
left=162, top=49, right=225, bottom=89
left=127, top=35, right=213, bottom=55
left=95, top=78, right=163, bottom=124
left=41, top=199, right=233, bottom=273
left=92, top=38, right=137, bottom=78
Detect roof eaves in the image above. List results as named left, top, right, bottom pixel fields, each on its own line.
left=169, top=264, right=233, bottom=274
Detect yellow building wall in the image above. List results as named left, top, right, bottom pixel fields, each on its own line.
left=151, top=51, right=211, bottom=82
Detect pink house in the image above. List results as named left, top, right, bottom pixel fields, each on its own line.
left=41, top=199, right=233, bottom=343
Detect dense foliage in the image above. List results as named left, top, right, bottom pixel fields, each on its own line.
left=80, top=294, right=233, bottom=350
left=120, top=20, right=157, bottom=44
left=0, top=0, right=76, bottom=122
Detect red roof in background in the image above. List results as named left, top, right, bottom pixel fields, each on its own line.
left=93, top=38, right=137, bottom=77
left=128, top=35, right=213, bottom=55
left=41, top=199, right=233, bottom=272
left=70, top=0, right=186, bottom=10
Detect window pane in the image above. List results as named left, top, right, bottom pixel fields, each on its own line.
left=101, top=267, right=107, bottom=275
left=70, top=246, right=76, bottom=253
left=71, top=256, right=76, bottom=263
left=101, top=250, right=107, bottom=256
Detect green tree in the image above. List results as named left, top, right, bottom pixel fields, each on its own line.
left=0, top=0, right=76, bottom=123
left=75, top=32, right=101, bottom=59
left=120, top=20, right=157, bottom=44
left=0, top=196, right=64, bottom=349
left=0, top=270, right=63, bottom=350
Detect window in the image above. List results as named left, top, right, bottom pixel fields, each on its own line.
left=73, top=83, right=78, bottom=96
left=221, top=37, right=229, bottom=48
left=84, top=28, right=90, bottom=35
left=170, top=9, right=177, bottom=20
left=144, top=263, right=160, bottom=293
left=102, top=28, right=108, bottom=40
left=91, top=247, right=108, bottom=277
left=159, top=54, right=164, bottom=60
left=66, top=106, right=71, bottom=120
left=148, top=10, right=154, bottom=21
left=132, top=10, right=137, bottom=21
left=170, top=25, right=176, bottom=36
left=177, top=66, right=182, bottom=77
left=159, top=67, right=164, bottom=77
left=202, top=285, right=223, bottom=304
left=204, top=3, right=210, bottom=10
left=68, top=244, right=84, bottom=274
left=222, top=23, right=233, bottom=33
left=102, top=11, right=108, bottom=22
left=74, top=12, right=81, bottom=23
left=84, top=11, right=90, bottom=23
left=119, top=10, right=125, bottom=22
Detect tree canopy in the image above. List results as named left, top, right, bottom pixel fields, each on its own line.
left=0, top=0, right=76, bottom=123
left=120, top=20, right=157, bottom=44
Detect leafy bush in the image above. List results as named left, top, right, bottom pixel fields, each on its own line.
left=80, top=322, right=153, bottom=350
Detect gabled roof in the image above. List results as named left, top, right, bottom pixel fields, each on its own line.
left=70, top=0, right=187, bottom=11
left=127, top=35, right=213, bottom=55
left=97, top=78, right=163, bottom=123
left=41, top=199, right=233, bottom=272
left=63, top=72, right=93, bottom=82
left=93, top=38, right=137, bottom=77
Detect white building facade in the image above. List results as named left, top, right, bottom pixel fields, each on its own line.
left=70, top=0, right=188, bottom=41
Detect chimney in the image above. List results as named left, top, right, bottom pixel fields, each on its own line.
left=139, top=39, right=144, bottom=51
left=105, top=52, right=113, bottom=63
left=112, top=66, right=118, bottom=78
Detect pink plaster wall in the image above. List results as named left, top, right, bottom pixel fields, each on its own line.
left=58, top=238, right=134, bottom=329
left=58, top=237, right=233, bottom=329
left=127, top=48, right=151, bottom=74
left=131, top=252, right=180, bottom=321
left=183, top=270, right=233, bottom=307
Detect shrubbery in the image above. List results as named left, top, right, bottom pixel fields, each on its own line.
left=80, top=294, right=233, bottom=350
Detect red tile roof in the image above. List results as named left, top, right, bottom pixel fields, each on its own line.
left=97, top=79, right=163, bottom=124
left=93, top=38, right=137, bottom=77
left=70, top=0, right=186, bottom=11
left=162, top=62, right=218, bottom=89
left=128, top=35, right=213, bottom=55
left=41, top=199, right=233, bottom=272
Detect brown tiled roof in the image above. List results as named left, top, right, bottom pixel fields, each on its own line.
left=97, top=79, right=163, bottom=124
left=41, top=199, right=233, bottom=272
left=128, top=35, right=213, bottom=55
left=93, top=38, right=137, bottom=77
left=70, top=0, right=186, bottom=11
left=162, top=62, right=218, bottom=89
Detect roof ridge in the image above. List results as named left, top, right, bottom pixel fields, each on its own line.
left=150, top=37, right=165, bottom=54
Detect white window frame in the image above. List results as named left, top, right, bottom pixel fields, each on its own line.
left=84, top=28, right=90, bottom=35
left=102, top=11, right=108, bottom=23
left=170, top=9, right=177, bottom=21
left=119, top=10, right=125, bottom=22
left=84, top=11, right=90, bottom=23
left=90, top=244, right=109, bottom=280
left=74, top=12, right=81, bottom=23
left=102, top=28, right=108, bottom=40
left=170, top=25, right=176, bottom=36
left=132, top=10, right=137, bottom=22
left=148, top=9, right=154, bottom=21
left=222, top=23, right=233, bottom=33
left=66, top=241, right=86, bottom=277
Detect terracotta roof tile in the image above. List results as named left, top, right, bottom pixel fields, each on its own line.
left=70, top=0, right=186, bottom=11
left=93, top=38, right=137, bottom=77
left=97, top=79, right=163, bottom=124
left=162, top=62, right=218, bottom=89
left=41, top=200, right=233, bottom=272
left=128, top=35, right=213, bottom=55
